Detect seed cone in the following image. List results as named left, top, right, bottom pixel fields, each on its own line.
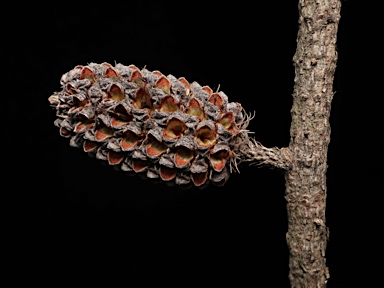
left=48, top=62, right=251, bottom=188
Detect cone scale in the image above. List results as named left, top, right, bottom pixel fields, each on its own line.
left=49, top=62, right=248, bottom=188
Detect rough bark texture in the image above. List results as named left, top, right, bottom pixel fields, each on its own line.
left=284, top=0, right=341, bottom=287
left=225, top=2, right=341, bottom=286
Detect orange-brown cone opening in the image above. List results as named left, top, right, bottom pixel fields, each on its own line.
left=218, top=112, right=234, bottom=129
left=132, top=159, right=149, bottom=172
left=110, top=104, right=133, bottom=127
left=196, top=126, right=217, bottom=148
left=74, top=122, right=85, bottom=133
left=210, top=149, right=230, bottom=172
left=154, top=75, right=171, bottom=94
left=146, top=136, right=168, bottom=157
left=105, top=67, right=119, bottom=79
left=128, top=64, right=139, bottom=71
left=218, top=112, right=238, bottom=133
left=208, top=93, right=224, bottom=109
left=59, top=127, right=72, bottom=138
left=74, top=119, right=94, bottom=133
left=178, top=77, right=190, bottom=95
left=108, top=151, right=125, bottom=165
left=159, top=95, right=179, bottom=112
left=79, top=67, right=96, bottom=83
left=120, top=130, right=143, bottom=151
left=66, top=83, right=76, bottom=94
left=163, top=118, right=187, bottom=140
left=108, top=84, right=125, bottom=101
left=83, top=140, right=99, bottom=153
left=186, top=98, right=205, bottom=121
left=73, top=96, right=89, bottom=107
left=191, top=171, right=208, bottom=186
left=132, top=87, right=153, bottom=110
left=152, top=70, right=163, bottom=77
left=174, top=146, right=194, bottom=168
left=202, top=85, right=213, bottom=96
left=129, top=69, right=143, bottom=82
left=95, top=126, right=114, bottom=142
left=159, top=166, right=177, bottom=181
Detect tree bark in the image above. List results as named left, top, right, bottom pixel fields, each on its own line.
left=284, top=0, right=341, bottom=287
left=236, top=2, right=341, bottom=286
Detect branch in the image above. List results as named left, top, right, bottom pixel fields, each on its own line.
left=230, top=112, right=292, bottom=172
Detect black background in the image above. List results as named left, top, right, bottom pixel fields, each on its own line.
left=3, top=1, right=381, bottom=287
